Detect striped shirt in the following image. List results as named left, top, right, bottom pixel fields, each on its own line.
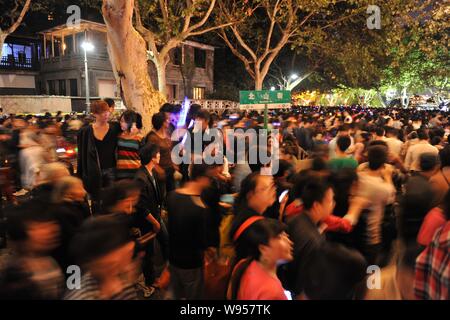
left=64, top=273, right=138, bottom=300
left=116, top=133, right=143, bottom=180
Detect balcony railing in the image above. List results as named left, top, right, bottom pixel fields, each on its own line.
left=0, top=56, right=38, bottom=70
left=169, top=99, right=239, bottom=110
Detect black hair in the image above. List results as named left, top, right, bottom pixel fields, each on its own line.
left=397, top=244, right=423, bottom=271
left=329, top=168, right=358, bottom=217
left=190, top=163, right=214, bottom=181
left=119, top=110, right=138, bottom=132
left=234, top=172, right=261, bottom=213
left=151, top=112, right=167, bottom=131
left=291, top=170, right=313, bottom=199
left=159, top=103, right=173, bottom=113
left=302, top=179, right=331, bottom=210
left=443, top=189, right=450, bottom=220
left=6, top=201, right=54, bottom=242
left=273, top=159, right=293, bottom=179
left=101, top=180, right=141, bottom=213
left=417, top=129, right=429, bottom=140
left=139, top=143, right=160, bottom=166
left=375, top=127, right=385, bottom=137
left=439, top=145, right=450, bottom=168
left=103, top=98, right=115, bottom=108
left=419, top=153, right=439, bottom=172
left=196, top=109, right=211, bottom=123
left=367, top=145, right=388, bottom=170
left=336, top=136, right=351, bottom=152
left=69, top=215, right=132, bottom=266
left=311, top=157, right=328, bottom=171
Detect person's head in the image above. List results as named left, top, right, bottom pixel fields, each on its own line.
left=367, top=144, right=388, bottom=171
left=170, top=104, right=181, bottom=127
left=69, top=215, right=135, bottom=280
left=102, top=180, right=141, bottom=215
left=336, top=136, right=351, bottom=153
left=151, top=111, right=169, bottom=131
left=417, top=128, right=429, bottom=141
left=6, top=201, right=60, bottom=254
left=385, top=127, right=398, bottom=138
left=235, top=218, right=293, bottom=264
left=375, top=126, right=385, bottom=138
left=119, top=110, right=139, bottom=132
left=139, top=143, right=160, bottom=167
left=195, top=109, right=211, bottom=131
left=91, top=100, right=110, bottom=123
left=439, top=145, right=450, bottom=168
left=52, top=176, right=86, bottom=203
left=301, top=179, right=334, bottom=223
left=188, top=163, right=216, bottom=189
left=235, top=172, right=276, bottom=214
left=103, top=98, right=115, bottom=113
left=337, top=125, right=350, bottom=137
left=419, top=152, right=439, bottom=174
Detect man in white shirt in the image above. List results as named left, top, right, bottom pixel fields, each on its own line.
left=329, top=125, right=354, bottom=159
left=384, top=127, right=404, bottom=157
left=404, top=129, right=439, bottom=172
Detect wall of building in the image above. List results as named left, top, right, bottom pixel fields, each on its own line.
left=0, top=95, right=72, bottom=113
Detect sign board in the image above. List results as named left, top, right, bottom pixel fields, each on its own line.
left=239, top=90, right=291, bottom=110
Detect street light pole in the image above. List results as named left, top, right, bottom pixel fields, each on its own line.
left=83, top=46, right=90, bottom=113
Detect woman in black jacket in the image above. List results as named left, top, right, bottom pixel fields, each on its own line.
left=77, top=100, right=121, bottom=213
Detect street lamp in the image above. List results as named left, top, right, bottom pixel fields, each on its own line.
left=81, top=41, right=94, bottom=112
left=270, top=86, right=276, bottom=91
left=290, top=73, right=298, bottom=80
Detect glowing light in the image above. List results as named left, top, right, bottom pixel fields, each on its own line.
left=177, top=96, right=190, bottom=127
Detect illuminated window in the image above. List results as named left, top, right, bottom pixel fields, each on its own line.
left=193, top=87, right=205, bottom=100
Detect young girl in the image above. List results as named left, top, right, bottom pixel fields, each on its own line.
left=228, top=218, right=293, bottom=300
left=116, top=111, right=144, bottom=180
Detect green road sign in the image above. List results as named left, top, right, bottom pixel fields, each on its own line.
left=239, top=90, right=291, bottom=110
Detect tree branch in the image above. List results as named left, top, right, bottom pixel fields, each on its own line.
left=5, top=0, right=31, bottom=34
left=218, top=29, right=255, bottom=79
left=187, top=0, right=217, bottom=33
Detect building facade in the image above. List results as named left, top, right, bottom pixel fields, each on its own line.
left=0, top=20, right=215, bottom=107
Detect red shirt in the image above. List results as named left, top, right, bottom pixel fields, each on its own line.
left=237, top=260, right=288, bottom=300
left=417, top=207, right=447, bottom=246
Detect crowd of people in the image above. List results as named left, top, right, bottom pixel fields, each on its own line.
left=0, top=100, right=448, bottom=300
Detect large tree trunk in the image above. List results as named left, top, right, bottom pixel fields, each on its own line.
left=255, top=72, right=263, bottom=90
left=102, top=0, right=165, bottom=132
left=156, top=59, right=168, bottom=97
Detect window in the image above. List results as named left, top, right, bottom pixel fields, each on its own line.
left=171, top=47, right=182, bottom=66
left=58, top=80, right=66, bottom=96
left=166, top=84, right=177, bottom=100
left=48, top=80, right=56, bottom=95
left=69, top=79, right=78, bottom=96
left=193, top=87, right=205, bottom=100
left=194, top=48, right=206, bottom=68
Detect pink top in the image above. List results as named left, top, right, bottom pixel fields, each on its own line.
left=237, top=260, right=288, bottom=300
left=417, top=207, right=447, bottom=246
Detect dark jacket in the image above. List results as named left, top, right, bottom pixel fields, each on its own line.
left=134, top=166, right=163, bottom=233
left=76, top=124, right=119, bottom=196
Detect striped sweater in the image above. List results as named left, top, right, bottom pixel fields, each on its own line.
left=116, top=133, right=143, bottom=180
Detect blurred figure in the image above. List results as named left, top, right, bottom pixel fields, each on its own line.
left=50, top=176, right=90, bottom=271
left=0, top=201, right=63, bottom=299
left=167, top=163, right=215, bottom=300
left=364, top=245, right=422, bottom=300
left=230, top=173, right=277, bottom=260
left=18, top=130, right=46, bottom=191
left=64, top=216, right=139, bottom=300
